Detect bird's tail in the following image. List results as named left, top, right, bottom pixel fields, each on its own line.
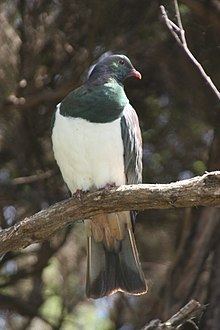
left=85, top=211, right=147, bottom=299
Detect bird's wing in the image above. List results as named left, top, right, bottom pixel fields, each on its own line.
left=120, top=104, right=142, bottom=185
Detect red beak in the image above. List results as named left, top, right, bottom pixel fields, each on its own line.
left=128, top=68, right=142, bottom=80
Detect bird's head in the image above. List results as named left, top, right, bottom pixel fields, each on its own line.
left=88, top=54, right=141, bottom=84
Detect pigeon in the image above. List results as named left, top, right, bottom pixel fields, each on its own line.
left=51, top=54, right=148, bottom=299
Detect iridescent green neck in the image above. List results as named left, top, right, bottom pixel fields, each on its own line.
left=60, top=79, right=129, bottom=123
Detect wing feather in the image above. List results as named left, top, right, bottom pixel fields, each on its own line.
left=120, top=104, right=142, bottom=185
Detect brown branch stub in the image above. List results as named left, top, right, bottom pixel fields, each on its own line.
left=0, top=171, right=219, bottom=255
left=165, top=299, right=202, bottom=327
left=12, top=169, right=56, bottom=185
left=160, top=3, right=220, bottom=102
left=143, top=299, right=203, bottom=329
left=2, top=79, right=77, bottom=112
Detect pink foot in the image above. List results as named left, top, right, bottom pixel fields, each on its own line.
left=101, top=183, right=116, bottom=191
left=73, top=189, right=85, bottom=202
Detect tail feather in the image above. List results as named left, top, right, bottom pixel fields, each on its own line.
left=117, top=228, right=147, bottom=294
left=85, top=212, right=147, bottom=299
left=86, top=238, right=118, bottom=298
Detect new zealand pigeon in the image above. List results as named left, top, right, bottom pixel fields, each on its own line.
left=51, top=54, right=148, bottom=299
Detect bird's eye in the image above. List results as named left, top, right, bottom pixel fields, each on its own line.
left=118, top=59, right=125, bottom=65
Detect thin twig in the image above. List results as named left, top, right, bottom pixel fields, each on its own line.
left=168, top=19, right=181, bottom=33
left=160, top=5, right=220, bottom=102
left=160, top=6, right=182, bottom=44
left=174, top=0, right=187, bottom=46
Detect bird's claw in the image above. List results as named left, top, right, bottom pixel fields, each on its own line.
left=73, top=189, right=85, bottom=202
left=101, top=182, right=116, bottom=191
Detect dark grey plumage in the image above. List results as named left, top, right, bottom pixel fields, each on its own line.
left=121, top=104, right=142, bottom=185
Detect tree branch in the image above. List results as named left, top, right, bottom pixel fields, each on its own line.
left=11, top=169, right=56, bottom=185
left=2, top=80, right=77, bottom=112
left=160, top=2, right=220, bottom=102
left=0, top=171, right=219, bottom=255
left=143, top=299, right=203, bottom=329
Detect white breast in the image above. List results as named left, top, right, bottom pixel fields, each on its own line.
left=52, top=105, right=126, bottom=194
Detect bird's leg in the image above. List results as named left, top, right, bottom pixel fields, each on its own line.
left=74, top=184, right=116, bottom=201
left=101, top=182, right=117, bottom=191
left=73, top=189, right=85, bottom=202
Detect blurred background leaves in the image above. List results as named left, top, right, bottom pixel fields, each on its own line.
left=0, top=0, right=219, bottom=329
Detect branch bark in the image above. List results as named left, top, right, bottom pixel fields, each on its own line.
left=0, top=171, right=219, bottom=255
